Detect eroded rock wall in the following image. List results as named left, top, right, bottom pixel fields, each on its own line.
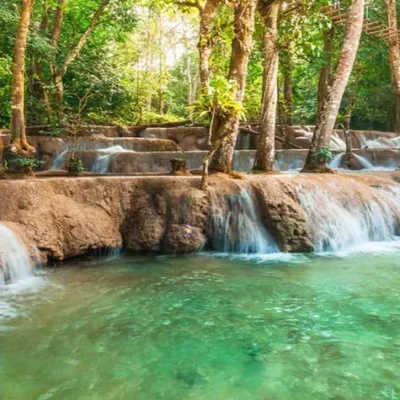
left=1, top=173, right=399, bottom=265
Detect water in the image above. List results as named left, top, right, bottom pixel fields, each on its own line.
left=328, top=153, right=396, bottom=171
left=0, top=224, right=35, bottom=285
left=328, top=152, right=344, bottom=169
left=91, top=146, right=132, bottom=173
left=1, top=253, right=400, bottom=399
left=51, top=149, right=68, bottom=170
left=297, top=182, right=400, bottom=253
left=208, top=189, right=278, bottom=254
left=354, top=153, right=375, bottom=170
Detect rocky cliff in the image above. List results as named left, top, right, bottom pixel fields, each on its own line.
left=0, top=173, right=399, bottom=264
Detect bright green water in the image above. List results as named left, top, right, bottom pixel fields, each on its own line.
left=1, top=253, right=400, bottom=400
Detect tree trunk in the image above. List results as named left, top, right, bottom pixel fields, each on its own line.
left=33, top=59, right=52, bottom=124
left=395, top=94, right=400, bottom=132
left=386, top=0, right=400, bottom=133
left=303, top=0, right=365, bottom=172
left=53, top=0, right=110, bottom=125
left=317, top=27, right=335, bottom=118
left=10, top=0, right=35, bottom=155
left=198, top=0, right=221, bottom=93
left=253, top=0, right=280, bottom=172
left=209, top=0, right=257, bottom=173
left=343, top=70, right=361, bottom=129
left=51, top=0, right=66, bottom=48
left=283, top=68, right=293, bottom=126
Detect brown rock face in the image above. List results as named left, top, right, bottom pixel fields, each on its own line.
left=253, top=180, right=314, bottom=252
left=141, top=127, right=209, bottom=151
left=164, top=225, right=206, bottom=253
left=0, top=173, right=398, bottom=265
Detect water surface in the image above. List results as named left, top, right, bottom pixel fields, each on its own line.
left=1, top=253, right=400, bottom=400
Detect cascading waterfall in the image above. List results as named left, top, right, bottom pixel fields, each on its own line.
left=330, top=133, right=346, bottom=151
left=0, top=224, right=37, bottom=285
left=208, top=188, right=278, bottom=254
left=328, top=153, right=345, bottom=169
left=51, top=149, right=69, bottom=170
left=353, top=154, right=375, bottom=170
left=297, top=181, right=400, bottom=253
left=91, top=146, right=132, bottom=173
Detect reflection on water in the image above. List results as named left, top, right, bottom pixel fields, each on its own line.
left=1, top=253, right=400, bottom=399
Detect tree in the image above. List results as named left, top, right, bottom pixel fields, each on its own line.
left=209, top=0, right=257, bottom=173
left=176, top=0, right=222, bottom=93
left=253, top=0, right=280, bottom=172
left=10, top=0, right=35, bottom=156
left=317, top=26, right=335, bottom=118
left=53, top=0, right=111, bottom=124
left=385, top=0, right=400, bottom=132
left=302, top=0, right=365, bottom=172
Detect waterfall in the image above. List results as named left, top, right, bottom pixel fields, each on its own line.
left=0, top=224, right=37, bottom=285
left=329, top=153, right=345, bottom=169
left=208, top=189, right=278, bottom=254
left=297, top=182, right=400, bottom=253
left=90, top=146, right=132, bottom=173
left=330, top=133, right=346, bottom=151
left=51, top=149, right=68, bottom=170
left=353, top=154, right=375, bottom=170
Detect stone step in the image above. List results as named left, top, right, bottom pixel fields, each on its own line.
left=28, top=136, right=181, bottom=167
left=53, top=148, right=400, bottom=174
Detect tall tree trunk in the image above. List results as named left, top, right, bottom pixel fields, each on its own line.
left=53, top=0, right=110, bottom=125
left=317, top=26, right=335, bottom=119
left=283, top=68, right=293, bottom=126
left=385, top=0, right=400, bottom=133
left=209, top=0, right=257, bottom=173
left=395, top=94, right=400, bottom=132
left=198, top=0, right=220, bottom=93
left=158, top=11, right=164, bottom=115
left=303, top=0, right=365, bottom=172
left=253, top=0, right=280, bottom=172
left=10, top=0, right=35, bottom=154
left=33, top=60, right=52, bottom=124
left=343, top=70, right=361, bottom=129
left=51, top=0, right=66, bottom=48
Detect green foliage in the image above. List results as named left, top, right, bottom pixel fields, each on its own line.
left=10, top=156, right=43, bottom=170
left=68, top=158, right=85, bottom=175
left=0, top=0, right=397, bottom=133
left=190, top=77, right=245, bottom=123
left=312, top=147, right=333, bottom=162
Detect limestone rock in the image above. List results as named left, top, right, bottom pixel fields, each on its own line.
left=163, top=225, right=206, bottom=253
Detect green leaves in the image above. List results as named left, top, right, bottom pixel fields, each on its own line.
left=312, top=147, right=333, bottom=161
left=189, top=76, right=245, bottom=123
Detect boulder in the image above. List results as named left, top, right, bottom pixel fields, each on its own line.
left=164, top=225, right=206, bottom=253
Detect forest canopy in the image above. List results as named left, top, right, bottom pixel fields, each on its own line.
left=0, top=0, right=395, bottom=131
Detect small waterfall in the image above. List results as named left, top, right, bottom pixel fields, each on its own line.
left=353, top=154, right=375, bottom=170
left=361, top=137, right=396, bottom=149
left=209, top=189, right=278, bottom=254
left=330, top=133, right=346, bottom=151
left=329, top=153, right=345, bottom=169
left=297, top=182, right=400, bottom=253
left=0, top=224, right=36, bottom=285
left=51, top=149, right=68, bottom=170
left=90, top=146, right=132, bottom=173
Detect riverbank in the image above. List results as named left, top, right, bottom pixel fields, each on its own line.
left=1, top=171, right=400, bottom=265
